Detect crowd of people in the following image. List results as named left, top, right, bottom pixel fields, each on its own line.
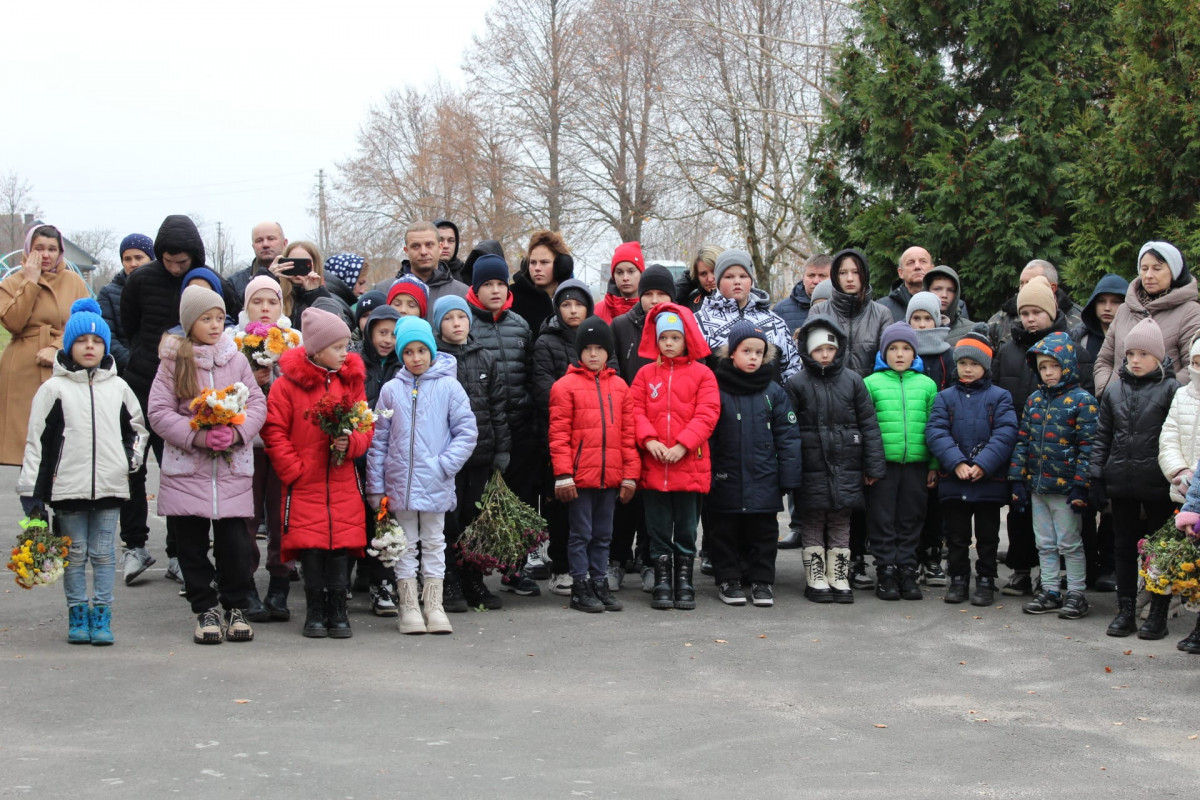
left=4, top=217, right=1199, bottom=657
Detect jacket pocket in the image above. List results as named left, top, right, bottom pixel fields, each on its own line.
left=160, top=443, right=198, bottom=477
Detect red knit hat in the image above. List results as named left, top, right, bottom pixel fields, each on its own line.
left=387, top=275, right=429, bottom=317
left=611, top=242, right=645, bottom=276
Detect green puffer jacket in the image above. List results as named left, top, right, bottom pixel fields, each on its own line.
left=864, top=353, right=938, bottom=465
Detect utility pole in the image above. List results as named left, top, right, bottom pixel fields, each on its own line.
left=215, top=222, right=224, bottom=275
left=317, top=168, right=330, bottom=254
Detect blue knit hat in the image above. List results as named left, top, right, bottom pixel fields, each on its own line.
left=181, top=267, right=224, bottom=298
left=879, top=321, right=918, bottom=353
left=727, top=319, right=767, bottom=353
left=471, top=254, right=510, bottom=294
left=656, top=309, right=686, bottom=338
left=63, top=298, right=111, bottom=356
left=432, top=295, right=471, bottom=334
left=118, top=233, right=154, bottom=260
left=394, top=316, right=438, bottom=361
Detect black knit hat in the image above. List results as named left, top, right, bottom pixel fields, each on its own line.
left=575, top=315, right=615, bottom=360
left=639, top=264, right=677, bottom=301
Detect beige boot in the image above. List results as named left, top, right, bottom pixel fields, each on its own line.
left=802, top=546, right=832, bottom=603
left=397, top=577, right=426, bottom=635
left=827, top=547, right=854, bottom=604
left=422, top=578, right=453, bottom=635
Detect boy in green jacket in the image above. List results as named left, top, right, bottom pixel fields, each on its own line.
left=864, top=322, right=939, bottom=601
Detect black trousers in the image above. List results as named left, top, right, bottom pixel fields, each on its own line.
left=1080, top=509, right=1115, bottom=581
left=942, top=501, right=1002, bottom=578
left=445, top=465, right=490, bottom=576
left=1110, top=498, right=1176, bottom=598
left=1003, top=507, right=1038, bottom=571
left=919, top=488, right=944, bottom=558
left=610, top=491, right=646, bottom=565
left=866, top=462, right=927, bottom=568
left=174, top=515, right=254, bottom=614
left=120, top=431, right=178, bottom=557
left=706, top=512, right=779, bottom=584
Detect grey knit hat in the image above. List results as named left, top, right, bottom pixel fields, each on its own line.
left=714, top=249, right=753, bottom=284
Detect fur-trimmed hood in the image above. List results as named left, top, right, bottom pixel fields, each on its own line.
left=278, top=346, right=366, bottom=393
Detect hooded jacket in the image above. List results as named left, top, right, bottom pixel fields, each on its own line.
left=120, top=215, right=204, bottom=400
left=864, top=351, right=938, bottom=465
left=359, top=308, right=401, bottom=407
left=921, top=265, right=974, bottom=345
left=531, top=280, right=616, bottom=430
left=262, top=347, right=370, bottom=560
left=97, top=270, right=132, bottom=373
left=993, top=312, right=1095, bottom=412
left=784, top=315, right=886, bottom=511
left=432, top=219, right=466, bottom=284
left=1094, top=273, right=1200, bottom=396
left=772, top=281, right=812, bottom=337
left=1091, top=355, right=1177, bottom=501
left=612, top=300, right=652, bottom=384
left=986, top=286, right=1083, bottom=352
left=17, top=353, right=148, bottom=509
left=147, top=331, right=268, bottom=519
left=510, top=252, right=574, bottom=334
left=926, top=372, right=1018, bottom=504
left=466, top=289, right=534, bottom=434
left=707, top=348, right=803, bottom=514
left=826, top=248, right=893, bottom=378
left=1071, top=273, right=1129, bottom=357
left=630, top=303, right=720, bottom=493
left=365, top=354, right=478, bottom=512
left=549, top=363, right=640, bottom=490
left=695, top=288, right=801, bottom=380
left=461, top=239, right=504, bottom=289
left=438, top=336, right=511, bottom=469
left=1159, top=349, right=1200, bottom=502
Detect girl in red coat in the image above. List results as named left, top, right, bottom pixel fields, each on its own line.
left=549, top=317, right=640, bottom=613
left=262, top=307, right=371, bottom=639
left=630, top=303, right=720, bottom=610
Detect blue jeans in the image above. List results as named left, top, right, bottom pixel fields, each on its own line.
left=1031, top=493, right=1085, bottom=594
left=58, top=506, right=119, bottom=606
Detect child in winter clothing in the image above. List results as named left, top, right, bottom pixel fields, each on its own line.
left=1090, top=317, right=1179, bottom=638
left=147, top=286, right=267, bottom=644
left=1169, top=466, right=1200, bottom=653
left=549, top=316, right=640, bottom=612
left=926, top=330, right=1018, bottom=607
left=262, top=307, right=371, bottom=638
left=631, top=303, right=720, bottom=610
left=434, top=295, right=509, bottom=612
left=1158, top=336, right=1200, bottom=508
left=707, top=321, right=802, bottom=607
left=786, top=315, right=886, bottom=604
left=366, top=317, right=477, bottom=635
left=387, top=274, right=429, bottom=318
left=597, top=241, right=644, bottom=322
left=18, top=299, right=148, bottom=644
left=1008, top=332, right=1098, bottom=619
left=353, top=290, right=387, bottom=342
left=864, top=322, right=939, bottom=601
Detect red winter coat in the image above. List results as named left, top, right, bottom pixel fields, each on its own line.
left=630, top=303, right=720, bottom=493
left=549, top=364, right=640, bottom=488
left=262, top=347, right=371, bottom=560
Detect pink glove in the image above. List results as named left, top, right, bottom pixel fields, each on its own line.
left=1175, top=510, right=1200, bottom=533
left=205, top=425, right=236, bottom=451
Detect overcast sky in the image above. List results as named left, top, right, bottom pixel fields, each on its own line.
left=3, top=0, right=495, bottom=265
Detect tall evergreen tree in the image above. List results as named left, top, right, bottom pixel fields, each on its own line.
left=809, top=0, right=1115, bottom=313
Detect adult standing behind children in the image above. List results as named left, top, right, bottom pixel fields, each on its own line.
left=375, top=221, right=469, bottom=325
left=509, top=230, right=573, bottom=334
left=98, top=233, right=154, bottom=377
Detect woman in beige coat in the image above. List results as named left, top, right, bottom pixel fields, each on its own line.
left=0, top=224, right=90, bottom=464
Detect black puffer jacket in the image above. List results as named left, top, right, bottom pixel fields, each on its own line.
left=1091, top=360, right=1178, bottom=501
left=359, top=308, right=401, bottom=406
left=612, top=301, right=651, bottom=384
left=97, top=270, right=131, bottom=373
left=708, top=351, right=802, bottom=513
left=827, top=248, right=892, bottom=378
left=120, top=215, right=200, bottom=400
left=785, top=315, right=886, bottom=511
left=532, top=318, right=618, bottom=432
left=467, top=297, right=534, bottom=435
left=439, top=337, right=512, bottom=468
left=993, top=313, right=1094, bottom=411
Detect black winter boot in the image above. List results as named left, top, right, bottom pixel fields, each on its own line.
left=570, top=577, right=604, bottom=613
left=442, top=566, right=469, bottom=613
left=244, top=586, right=271, bottom=623
left=592, top=577, right=623, bottom=611
left=1137, top=594, right=1171, bottom=640
left=1106, top=595, right=1138, bottom=637
left=302, top=589, right=327, bottom=638
left=651, top=554, right=673, bottom=610
left=1178, top=615, right=1200, bottom=654
left=461, top=566, right=503, bottom=610
left=971, top=576, right=996, bottom=607
left=326, top=551, right=352, bottom=639
left=875, top=566, right=900, bottom=601
left=263, top=575, right=291, bottom=621
left=673, top=558, right=696, bottom=610
left=898, top=566, right=923, bottom=600
left=944, top=575, right=969, bottom=604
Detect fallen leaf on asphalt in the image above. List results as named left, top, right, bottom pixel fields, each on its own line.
left=1137, top=717, right=1148, bottom=721
left=1027, top=691, right=1037, bottom=695
left=959, top=661, right=967, bottom=665
left=1189, top=735, right=1198, bottom=740
left=683, top=643, right=692, bottom=647
left=234, top=699, right=251, bottom=704
left=527, top=653, right=535, bottom=657
left=1123, top=650, right=1133, bottom=655
left=974, top=718, right=990, bottom=723
left=996, top=605, right=1004, bottom=609
left=959, top=609, right=968, bottom=613
left=1104, top=667, right=1113, bottom=673
left=1148, top=655, right=1156, bottom=659
left=758, top=634, right=766, bottom=639
left=811, top=639, right=820, bottom=642
left=1113, top=722, right=1123, bottom=726
left=714, top=639, right=727, bottom=644
left=1065, top=636, right=1072, bottom=640
left=13, top=655, right=22, bottom=659
left=968, top=710, right=977, bottom=714
left=873, top=724, right=887, bottom=728
left=973, top=616, right=982, bottom=619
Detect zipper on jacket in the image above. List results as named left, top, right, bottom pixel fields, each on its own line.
left=406, top=378, right=419, bottom=504
left=819, top=380, right=837, bottom=507
left=327, top=370, right=336, bottom=547
left=664, top=363, right=674, bottom=489
left=898, top=371, right=909, bottom=463
left=210, top=366, right=219, bottom=519
left=89, top=371, right=97, bottom=500
left=595, top=373, right=608, bottom=488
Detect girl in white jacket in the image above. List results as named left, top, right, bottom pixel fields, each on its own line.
left=1158, top=336, right=1200, bottom=503
left=17, top=299, right=148, bottom=646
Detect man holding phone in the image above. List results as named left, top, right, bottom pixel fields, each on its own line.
left=229, top=221, right=288, bottom=300
left=376, top=220, right=468, bottom=324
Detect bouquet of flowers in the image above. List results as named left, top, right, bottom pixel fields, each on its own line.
left=234, top=319, right=301, bottom=367
left=7, top=514, right=71, bottom=589
left=1139, top=516, right=1200, bottom=611
left=458, top=470, right=548, bottom=575
left=189, top=382, right=250, bottom=463
left=366, top=497, right=408, bottom=568
left=304, top=395, right=392, bottom=465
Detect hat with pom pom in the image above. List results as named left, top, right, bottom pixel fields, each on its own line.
left=63, top=298, right=111, bottom=355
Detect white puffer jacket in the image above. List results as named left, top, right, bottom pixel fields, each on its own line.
left=1159, top=373, right=1200, bottom=503
left=17, top=354, right=148, bottom=505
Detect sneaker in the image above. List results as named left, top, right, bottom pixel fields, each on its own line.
left=256, top=522, right=268, bottom=540
left=751, top=583, right=774, bottom=607
left=1001, top=571, right=1033, bottom=596
left=1022, top=589, right=1063, bottom=615
left=605, top=561, right=625, bottom=592
left=164, top=557, right=185, bottom=585
left=919, top=560, right=947, bottom=587
left=194, top=608, right=223, bottom=644
left=549, top=573, right=574, bottom=596
left=718, top=580, right=746, bottom=605
left=500, top=573, right=541, bottom=596
left=641, top=566, right=655, bottom=593
left=122, top=547, right=155, bottom=585
left=526, top=546, right=551, bottom=580
left=850, top=558, right=874, bottom=590
left=699, top=553, right=714, bottom=576
left=222, top=608, right=254, bottom=641
left=370, top=582, right=399, bottom=617
left=1058, top=590, right=1089, bottom=619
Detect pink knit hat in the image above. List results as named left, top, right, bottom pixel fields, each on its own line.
left=301, top=307, right=351, bottom=356
left=244, top=274, right=281, bottom=305
left=1124, top=315, right=1166, bottom=362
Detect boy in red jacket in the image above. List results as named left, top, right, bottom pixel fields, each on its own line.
left=549, top=317, right=640, bottom=613
left=630, top=303, right=721, bottom=610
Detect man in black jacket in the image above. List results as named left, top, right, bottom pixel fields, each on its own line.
left=227, top=221, right=287, bottom=301
left=878, top=246, right=933, bottom=322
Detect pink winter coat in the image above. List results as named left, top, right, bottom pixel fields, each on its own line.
left=148, top=332, right=267, bottom=519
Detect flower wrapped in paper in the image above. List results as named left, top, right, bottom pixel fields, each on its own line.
left=7, top=515, right=71, bottom=589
